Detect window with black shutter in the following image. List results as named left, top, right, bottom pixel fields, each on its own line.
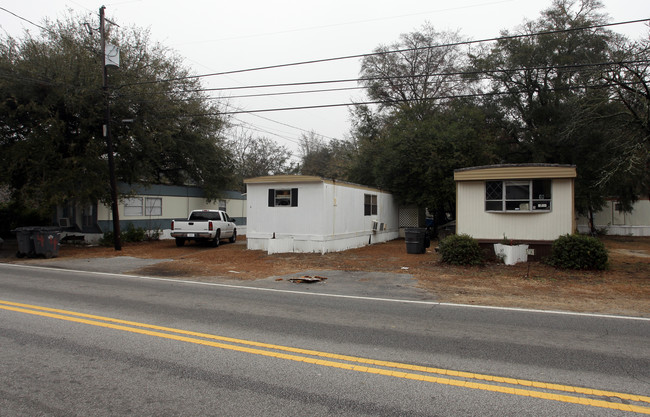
left=268, top=188, right=298, bottom=207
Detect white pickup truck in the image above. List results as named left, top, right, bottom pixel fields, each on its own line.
left=170, top=210, right=237, bottom=247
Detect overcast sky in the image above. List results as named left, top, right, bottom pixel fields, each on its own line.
left=2, top=0, right=649, bottom=154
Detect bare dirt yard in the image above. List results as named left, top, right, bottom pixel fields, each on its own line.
left=3, top=235, right=649, bottom=317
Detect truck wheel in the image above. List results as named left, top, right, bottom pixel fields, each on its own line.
left=211, top=231, right=220, bottom=247
left=229, top=230, right=237, bottom=243
left=175, top=238, right=185, bottom=247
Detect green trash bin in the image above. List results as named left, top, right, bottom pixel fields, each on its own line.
left=32, top=227, right=61, bottom=258
left=405, top=228, right=426, bottom=254
left=13, top=226, right=61, bottom=258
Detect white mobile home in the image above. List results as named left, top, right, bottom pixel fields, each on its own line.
left=454, top=164, right=577, bottom=259
left=244, top=175, right=399, bottom=254
left=576, top=198, right=650, bottom=236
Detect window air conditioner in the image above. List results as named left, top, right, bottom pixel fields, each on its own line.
left=59, top=218, right=70, bottom=227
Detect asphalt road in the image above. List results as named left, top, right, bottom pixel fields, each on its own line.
left=1, top=263, right=649, bottom=416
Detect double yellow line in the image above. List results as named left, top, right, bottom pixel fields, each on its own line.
left=2, top=299, right=649, bottom=414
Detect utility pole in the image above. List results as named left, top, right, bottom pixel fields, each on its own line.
left=100, top=6, right=121, bottom=250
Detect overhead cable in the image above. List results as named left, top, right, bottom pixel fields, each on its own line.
left=113, top=59, right=650, bottom=102
left=201, top=80, right=646, bottom=115
left=116, top=18, right=650, bottom=88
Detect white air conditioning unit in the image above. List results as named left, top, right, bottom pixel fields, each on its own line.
left=371, top=220, right=378, bottom=232
left=59, top=218, right=70, bottom=227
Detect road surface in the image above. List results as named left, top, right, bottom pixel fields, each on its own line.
left=1, top=263, right=649, bottom=416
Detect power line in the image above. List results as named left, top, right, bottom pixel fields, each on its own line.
left=113, top=59, right=649, bottom=102
left=0, top=5, right=372, bottom=143
left=227, top=103, right=340, bottom=142
left=5, top=48, right=646, bottom=109
left=217, top=86, right=362, bottom=100
left=0, top=6, right=48, bottom=32
left=185, top=78, right=360, bottom=93
left=205, top=60, right=649, bottom=92
left=229, top=119, right=303, bottom=146
left=116, top=18, right=650, bottom=88
left=6, top=4, right=645, bottom=93
left=192, top=80, right=646, bottom=116
left=4, top=7, right=647, bottom=140
left=5, top=7, right=646, bottom=102
left=0, top=70, right=63, bottom=87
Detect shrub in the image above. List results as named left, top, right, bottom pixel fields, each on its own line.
left=98, top=231, right=115, bottom=247
left=547, top=234, right=608, bottom=270
left=438, top=234, right=484, bottom=266
left=122, top=223, right=146, bottom=242
left=99, top=224, right=148, bottom=246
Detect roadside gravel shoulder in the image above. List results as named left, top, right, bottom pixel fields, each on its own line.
left=2, top=236, right=648, bottom=317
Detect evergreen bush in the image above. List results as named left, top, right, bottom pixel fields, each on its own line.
left=122, top=223, right=146, bottom=242
left=438, top=234, right=484, bottom=266
left=99, top=224, right=148, bottom=246
left=547, top=234, right=608, bottom=270
left=98, top=230, right=117, bottom=247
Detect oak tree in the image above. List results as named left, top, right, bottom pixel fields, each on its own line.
left=0, top=12, right=232, bottom=214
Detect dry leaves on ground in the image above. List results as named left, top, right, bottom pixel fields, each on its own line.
left=6, top=235, right=649, bottom=316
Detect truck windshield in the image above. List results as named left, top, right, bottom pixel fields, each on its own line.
left=189, top=212, right=222, bottom=221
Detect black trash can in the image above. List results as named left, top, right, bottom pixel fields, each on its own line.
left=14, top=226, right=36, bottom=258
left=405, top=228, right=427, bottom=254
left=13, top=226, right=61, bottom=258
